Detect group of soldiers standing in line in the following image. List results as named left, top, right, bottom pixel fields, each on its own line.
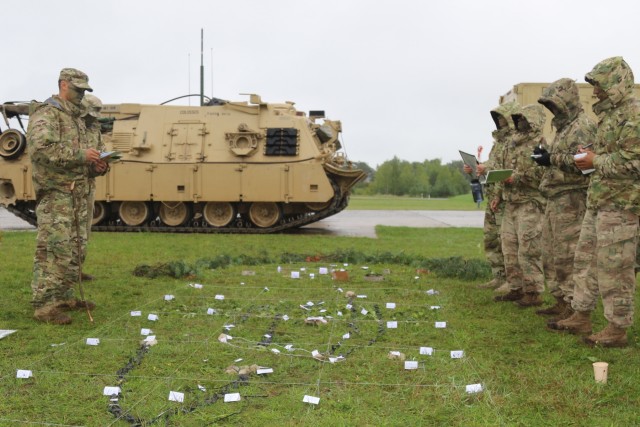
left=467, top=56, right=640, bottom=348
left=28, top=68, right=106, bottom=325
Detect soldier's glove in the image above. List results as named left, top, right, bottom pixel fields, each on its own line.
left=531, top=146, right=551, bottom=166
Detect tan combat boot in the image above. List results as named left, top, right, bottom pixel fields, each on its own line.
left=536, top=296, right=568, bottom=316
left=515, top=292, right=543, bottom=307
left=583, top=324, right=628, bottom=348
left=548, top=310, right=592, bottom=335
left=477, top=278, right=503, bottom=289
left=494, top=288, right=524, bottom=302
left=547, top=306, right=574, bottom=326
left=493, top=282, right=511, bottom=295
left=33, top=305, right=72, bottom=325
left=57, top=299, right=97, bottom=312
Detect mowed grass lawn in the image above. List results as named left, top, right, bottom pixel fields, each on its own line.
left=347, top=194, right=485, bottom=211
left=0, top=205, right=638, bottom=425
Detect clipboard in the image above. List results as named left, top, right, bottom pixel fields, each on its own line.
left=99, top=151, right=122, bottom=161
left=481, top=169, right=513, bottom=184
left=459, top=150, right=479, bottom=178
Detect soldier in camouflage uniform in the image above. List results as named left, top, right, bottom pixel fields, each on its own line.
left=468, top=102, right=520, bottom=290
left=79, top=94, right=106, bottom=281
left=551, top=57, right=640, bottom=347
left=493, top=104, right=547, bottom=306
left=28, top=68, right=108, bottom=324
left=531, top=79, right=595, bottom=323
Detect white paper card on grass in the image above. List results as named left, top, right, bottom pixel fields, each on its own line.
left=16, top=369, right=32, bottom=379
left=257, top=368, right=274, bottom=374
left=361, top=308, right=368, bottom=315
left=420, top=347, right=434, bottom=356
left=141, top=328, right=152, bottom=336
left=168, top=391, right=184, bottom=402
left=466, top=383, right=483, bottom=393
left=130, top=311, right=141, bottom=317
left=291, top=271, right=300, bottom=279
left=103, top=386, right=121, bottom=396
left=0, top=330, right=17, bottom=339
left=164, top=295, right=174, bottom=301
left=215, top=295, right=225, bottom=300
left=303, top=395, right=320, bottom=405
left=451, top=350, right=464, bottom=359
left=224, top=392, right=241, bottom=402
left=386, top=302, right=396, bottom=309
left=387, top=321, right=398, bottom=329
left=319, top=267, right=328, bottom=274
left=148, top=314, right=159, bottom=321
left=404, top=361, right=419, bottom=370
left=207, top=308, right=216, bottom=315
left=86, top=338, right=100, bottom=346
left=435, top=322, right=447, bottom=328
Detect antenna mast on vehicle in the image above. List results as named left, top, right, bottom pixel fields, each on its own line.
left=200, top=28, right=205, bottom=106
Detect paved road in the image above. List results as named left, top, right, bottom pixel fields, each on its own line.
left=0, top=206, right=483, bottom=238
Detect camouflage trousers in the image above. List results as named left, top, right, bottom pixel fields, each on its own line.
left=483, top=200, right=505, bottom=281
left=501, top=200, right=545, bottom=293
left=542, top=191, right=587, bottom=302
left=31, top=183, right=89, bottom=308
left=571, top=208, right=637, bottom=328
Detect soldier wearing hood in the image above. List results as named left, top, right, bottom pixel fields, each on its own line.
left=469, top=102, right=520, bottom=291
left=532, top=79, right=596, bottom=324
left=493, top=104, right=547, bottom=306
left=552, top=57, right=640, bottom=347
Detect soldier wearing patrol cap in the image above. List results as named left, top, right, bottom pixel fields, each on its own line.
left=27, top=68, right=107, bottom=324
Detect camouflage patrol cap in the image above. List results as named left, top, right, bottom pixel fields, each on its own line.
left=81, top=93, right=103, bottom=118
left=59, top=68, right=93, bottom=92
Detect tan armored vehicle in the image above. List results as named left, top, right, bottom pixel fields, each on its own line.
left=0, top=94, right=366, bottom=232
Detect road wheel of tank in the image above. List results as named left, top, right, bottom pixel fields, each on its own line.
left=0, top=129, right=26, bottom=160
left=159, top=202, right=192, bottom=226
left=248, top=202, right=281, bottom=228
left=92, top=201, right=108, bottom=225
left=119, top=201, right=150, bottom=226
left=203, top=202, right=235, bottom=227
left=305, top=200, right=332, bottom=211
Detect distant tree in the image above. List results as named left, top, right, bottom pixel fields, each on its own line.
left=351, top=157, right=470, bottom=198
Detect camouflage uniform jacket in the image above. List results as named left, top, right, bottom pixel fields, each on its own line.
left=585, top=57, right=640, bottom=215
left=538, top=78, right=595, bottom=198
left=27, top=96, right=90, bottom=196
left=483, top=102, right=519, bottom=199
left=500, top=104, right=546, bottom=207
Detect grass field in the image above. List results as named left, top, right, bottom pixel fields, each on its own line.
left=347, top=194, right=485, bottom=211
left=0, top=225, right=638, bottom=426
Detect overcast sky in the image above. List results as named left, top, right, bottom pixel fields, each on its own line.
left=3, top=0, right=640, bottom=167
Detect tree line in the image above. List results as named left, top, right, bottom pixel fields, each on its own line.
left=352, top=157, right=471, bottom=198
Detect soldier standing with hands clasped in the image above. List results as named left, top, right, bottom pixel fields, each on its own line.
left=28, top=68, right=108, bottom=324
left=551, top=57, right=640, bottom=347
left=493, top=104, right=547, bottom=306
